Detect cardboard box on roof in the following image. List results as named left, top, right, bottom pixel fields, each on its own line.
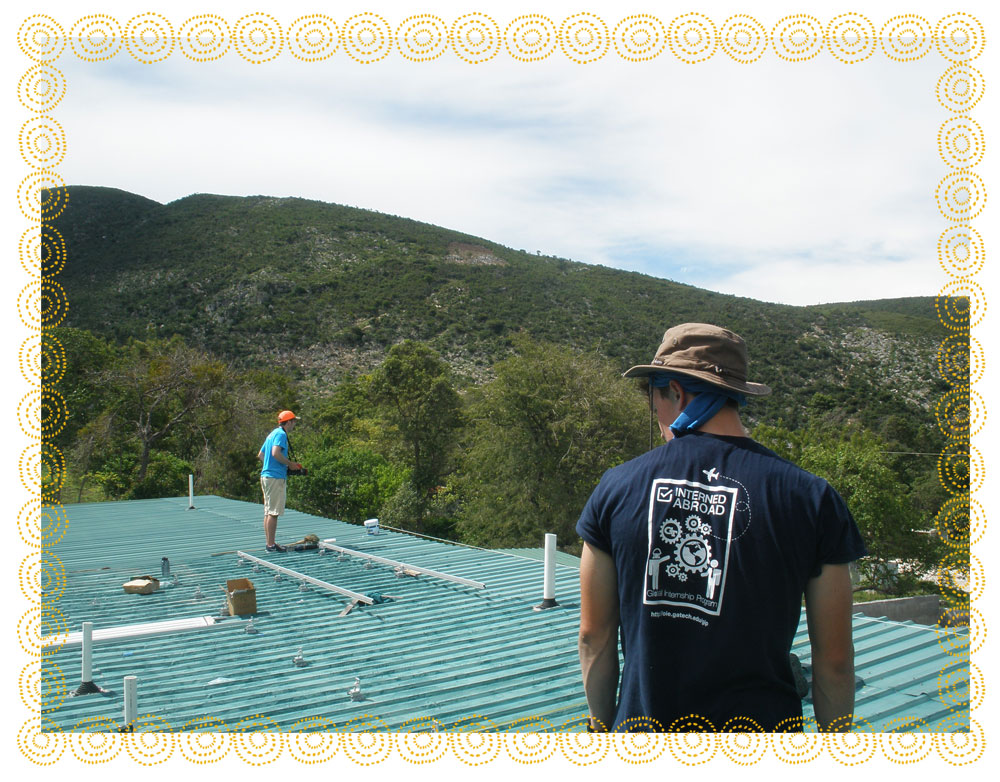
left=226, top=578, right=256, bottom=616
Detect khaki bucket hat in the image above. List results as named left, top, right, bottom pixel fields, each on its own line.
left=624, top=323, right=771, bottom=396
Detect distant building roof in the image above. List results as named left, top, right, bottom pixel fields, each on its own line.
left=42, top=496, right=968, bottom=732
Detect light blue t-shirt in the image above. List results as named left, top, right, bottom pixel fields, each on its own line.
left=259, top=427, right=289, bottom=479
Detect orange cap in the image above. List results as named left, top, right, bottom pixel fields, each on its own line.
left=277, top=410, right=298, bottom=423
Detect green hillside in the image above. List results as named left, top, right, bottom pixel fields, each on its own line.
left=54, top=186, right=947, bottom=432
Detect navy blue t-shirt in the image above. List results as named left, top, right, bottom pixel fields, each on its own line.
left=576, top=430, right=867, bottom=732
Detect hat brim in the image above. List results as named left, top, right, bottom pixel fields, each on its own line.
left=623, top=364, right=772, bottom=397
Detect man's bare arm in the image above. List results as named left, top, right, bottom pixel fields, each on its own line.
left=804, top=562, right=856, bottom=732
left=270, top=445, right=300, bottom=470
left=578, top=542, right=620, bottom=731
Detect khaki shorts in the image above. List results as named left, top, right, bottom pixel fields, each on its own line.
left=261, top=476, right=287, bottom=516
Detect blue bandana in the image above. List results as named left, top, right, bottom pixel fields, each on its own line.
left=650, top=372, right=747, bottom=434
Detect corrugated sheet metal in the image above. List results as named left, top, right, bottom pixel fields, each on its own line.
left=42, top=496, right=968, bottom=732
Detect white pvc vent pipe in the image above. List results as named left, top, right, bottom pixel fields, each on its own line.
left=81, top=621, right=93, bottom=682
left=123, top=676, right=137, bottom=729
left=188, top=474, right=195, bottom=509
left=534, top=533, right=559, bottom=610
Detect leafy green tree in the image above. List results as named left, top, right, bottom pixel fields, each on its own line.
left=753, top=422, right=944, bottom=595
left=454, top=336, right=647, bottom=549
left=290, top=442, right=407, bottom=523
left=369, top=341, right=462, bottom=524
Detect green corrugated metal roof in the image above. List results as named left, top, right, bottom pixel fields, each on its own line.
left=42, top=496, right=968, bottom=732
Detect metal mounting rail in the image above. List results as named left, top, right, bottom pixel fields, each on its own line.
left=42, top=615, right=248, bottom=648
left=236, top=551, right=374, bottom=605
left=319, top=540, right=486, bottom=589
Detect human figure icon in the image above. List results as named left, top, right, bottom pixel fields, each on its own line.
left=647, top=548, right=666, bottom=590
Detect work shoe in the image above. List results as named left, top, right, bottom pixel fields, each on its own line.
left=265, top=543, right=287, bottom=553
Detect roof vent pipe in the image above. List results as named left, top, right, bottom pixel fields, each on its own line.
left=123, top=675, right=137, bottom=731
left=533, top=533, right=559, bottom=610
left=71, top=622, right=104, bottom=695
left=187, top=474, right=195, bottom=510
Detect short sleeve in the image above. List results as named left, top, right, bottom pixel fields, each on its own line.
left=811, top=481, right=868, bottom=577
left=576, top=469, right=615, bottom=554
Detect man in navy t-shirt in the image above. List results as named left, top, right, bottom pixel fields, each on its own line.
left=576, top=323, right=867, bottom=733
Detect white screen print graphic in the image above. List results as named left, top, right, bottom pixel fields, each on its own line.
left=644, top=477, right=739, bottom=616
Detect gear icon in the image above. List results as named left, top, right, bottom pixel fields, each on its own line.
left=660, top=519, right=682, bottom=544
left=685, top=514, right=702, bottom=531
left=674, top=534, right=712, bottom=574
left=678, top=572, right=688, bottom=582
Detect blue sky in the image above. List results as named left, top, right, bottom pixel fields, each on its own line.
left=15, top=0, right=978, bottom=309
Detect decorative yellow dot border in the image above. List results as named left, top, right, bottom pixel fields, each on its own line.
left=15, top=9, right=985, bottom=769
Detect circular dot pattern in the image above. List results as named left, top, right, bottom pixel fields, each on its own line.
left=179, top=15, right=230, bottom=61
left=18, top=15, right=66, bottom=62
left=22, top=658, right=66, bottom=713
left=22, top=225, right=67, bottom=279
left=880, top=722, right=933, bottom=763
left=936, top=171, right=987, bottom=222
left=232, top=717, right=284, bottom=765
left=613, top=15, right=666, bottom=62
left=880, top=15, right=932, bottom=62
left=396, top=719, right=448, bottom=763
left=233, top=13, right=284, bottom=64
left=938, top=442, right=980, bottom=495
left=935, top=386, right=982, bottom=439
left=938, top=226, right=985, bottom=279
left=504, top=718, right=556, bottom=763
left=18, top=170, right=69, bottom=223
left=560, top=13, right=609, bottom=64
left=24, top=550, right=67, bottom=602
left=70, top=14, right=123, bottom=61
left=667, top=727, right=716, bottom=765
left=449, top=716, right=500, bottom=765
left=178, top=718, right=230, bottom=763
left=936, top=608, right=975, bottom=656
left=771, top=15, right=823, bottom=62
left=125, top=13, right=174, bottom=63
left=558, top=720, right=608, bottom=765
left=342, top=13, right=393, bottom=64
left=288, top=15, right=339, bottom=62
left=22, top=441, right=67, bottom=495
left=452, top=13, right=501, bottom=64
left=21, top=388, right=69, bottom=440
left=935, top=279, right=984, bottom=332
left=770, top=727, right=823, bottom=763
left=937, top=551, right=982, bottom=603
left=18, top=718, right=65, bottom=766
left=19, top=64, right=66, bottom=114
left=938, top=117, right=985, bottom=170
left=341, top=719, right=392, bottom=765
left=827, top=14, right=876, bottom=64
left=668, top=13, right=717, bottom=63
left=287, top=717, right=339, bottom=763
left=936, top=718, right=984, bottom=765
left=937, top=65, right=985, bottom=114
left=827, top=725, right=877, bottom=765
left=124, top=716, right=175, bottom=764
left=505, top=15, right=557, bottom=62
left=397, top=14, right=447, bottom=62
left=40, top=501, right=69, bottom=547
left=19, top=605, right=67, bottom=655
left=719, top=15, right=768, bottom=64
left=40, top=333, right=68, bottom=386
left=719, top=730, right=766, bottom=765
left=20, top=116, right=67, bottom=170
left=612, top=722, right=667, bottom=763
left=935, top=13, right=986, bottom=62
left=935, top=494, right=983, bottom=549
left=69, top=718, right=121, bottom=763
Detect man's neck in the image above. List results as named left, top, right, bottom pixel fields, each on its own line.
left=696, top=407, right=748, bottom=438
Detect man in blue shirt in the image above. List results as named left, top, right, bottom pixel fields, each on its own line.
left=258, top=410, right=303, bottom=553
left=577, top=323, right=866, bottom=733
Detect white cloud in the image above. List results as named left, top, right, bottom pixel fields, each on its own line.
left=52, top=3, right=949, bottom=305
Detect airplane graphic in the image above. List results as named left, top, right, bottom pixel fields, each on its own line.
left=702, top=467, right=720, bottom=481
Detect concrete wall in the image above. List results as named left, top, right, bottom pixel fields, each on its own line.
left=852, top=595, right=955, bottom=627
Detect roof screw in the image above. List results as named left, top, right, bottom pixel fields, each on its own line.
left=245, top=619, right=259, bottom=634
left=292, top=647, right=308, bottom=667
left=348, top=677, right=363, bottom=701
left=274, top=573, right=282, bottom=582
left=299, top=582, right=309, bottom=592
left=193, top=586, right=204, bottom=600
